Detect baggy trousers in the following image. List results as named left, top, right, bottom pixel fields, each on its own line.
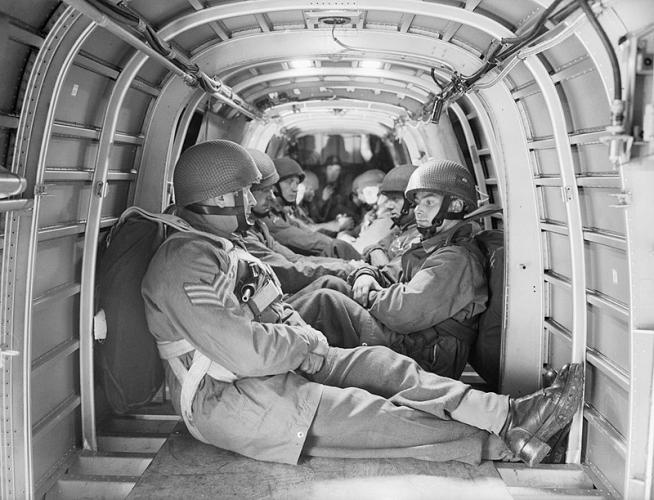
left=303, top=346, right=511, bottom=463
left=288, top=278, right=471, bottom=378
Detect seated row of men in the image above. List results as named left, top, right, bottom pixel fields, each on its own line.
left=141, top=139, right=583, bottom=468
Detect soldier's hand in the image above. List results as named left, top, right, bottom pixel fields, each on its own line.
left=336, top=214, right=354, bottom=231
left=299, top=352, right=325, bottom=374
left=368, top=249, right=389, bottom=267
left=352, top=274, right=382, bottom=307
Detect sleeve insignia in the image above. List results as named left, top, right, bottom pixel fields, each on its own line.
left=183, top=273, right=238, bottom=308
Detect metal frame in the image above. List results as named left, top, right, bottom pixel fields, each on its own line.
left=523, top=56, right=587, bottom=463
left=621, top=156, right=654, bottom=500
left=1, top=8, right=93, bottom=498
left=464, top=88, right=544, bottom=396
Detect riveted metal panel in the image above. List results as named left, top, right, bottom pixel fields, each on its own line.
left=578, top=187, right=626, bottom=236
left=584, top=241, right=629, bottom=304
left=587, top=365, right=630, bottom=438
left=572, top=143, right=612, bottom=175
left=585, top=422, right=625, bottom=497
left=221, top=14, right=259, bottom=34
left=55, top=64, right=111, bottom=128
left=586, top=303, right=629, bottom=372
left=136, top=58, right=169, bottom=88
left=77, top=27, right=133, bottom=67
left=506, top=60, right=538, bottom=89
left=32, top=289, right=79, bottom=362
left=116, top=87, right=152, bottom=135
left=106, top=144, right=141, bottom=173
left=33, top=237, right=83, bottom=298
left=549, top=284, right=573, bottom=333
left=36, top=182, right=129, bottom=228
left=45, top=137, right=98, bottom=169
left=541, top=37, right=591, bottom=71
left=172, top=24, right=216, bottom=56
left=31, top=352, right=78, bottom=425
left=547, top=326, right=572, bottom=367
left=539, top=186, right=567, bottom=224
left=545, top=231, right=572, bottom=279
left=534, top=147, right=571, bottom=175
left=0, top=29, right=32, bottom=115
left=46, top=137, right=140, bottom=173
left=2, top=1, right=59, bottom=31
left=266, top=9, right=305, bottom=27
left=37, top=183, right=92, bottom=227
left=475, top=0, right=537, bottom=30
left=479, top=154, right=495, bottom=178
left=129, top=0, right=191, bottom=26
left=408, top=14, right=452, bottom=36
left=519, top=92, right=554, bottom=138
left=558, top=72, right=611, bottom=132
left=31, top=413, right=78, bottom=494
left=449, top=24, right=493, bottom=54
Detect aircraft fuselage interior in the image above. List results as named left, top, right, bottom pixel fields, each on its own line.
left=1, top=0, right=653, bottom=498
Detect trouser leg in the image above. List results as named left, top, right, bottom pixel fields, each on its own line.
left=303, top=384, right=510, bottom=464
left=289, top=288, right=391, bottom=348
left=308, top=346, right=509, bottom=435
left=285, top=275, right=350, bottom=303
left=329, top=238, right=362, bottom=260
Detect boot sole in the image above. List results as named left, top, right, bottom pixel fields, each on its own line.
left=517, top=363, right=584, bottom=467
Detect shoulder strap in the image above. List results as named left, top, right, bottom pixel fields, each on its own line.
left=116, top=206, right=233, bottom=252
left=444, top=204, right=503, bottom=247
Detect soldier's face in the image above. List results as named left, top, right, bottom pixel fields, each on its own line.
left=279, top=176, right=301, bottom=204
left=413, top=192, right=444, bottom=227
left=252, top=186, right=275, bottom=215
left=325, top=164, right=341, bottom=183
left=384, top=193, right=405, bottom=219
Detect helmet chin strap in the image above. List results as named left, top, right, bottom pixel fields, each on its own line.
left=274, top=184, right=296, bottom=206
left=416, top=194, right=465, bottom=239
left=391, top=199, right=413, bottom=228
left=187, top=189, right=252, bottom=235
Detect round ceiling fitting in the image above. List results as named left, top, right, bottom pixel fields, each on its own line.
left=318, top=16, right=351, bottom=25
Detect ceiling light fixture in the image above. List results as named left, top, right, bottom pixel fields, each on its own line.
left=318, top=16, right=352, bottom=26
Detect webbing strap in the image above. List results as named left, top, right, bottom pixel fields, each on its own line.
left=178, top=350, right=213, bottom=443
left=157, top=339, right=194, bottom=359
left=156, top=339, right=237, bottom=444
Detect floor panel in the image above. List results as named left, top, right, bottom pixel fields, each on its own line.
left=129, top=428, right=513, bottom=500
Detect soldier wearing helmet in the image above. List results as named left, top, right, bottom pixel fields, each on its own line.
left=257, top=156, right=363, bottom=261
left=295, top=159, right=487, bottom=380
left=363, top=164, right=421, bottom=272
left=241, top=149, right=357, bottom=294
left=141, top=140, right=583, bottom=469
left=405, top=159, right=478, bottom=238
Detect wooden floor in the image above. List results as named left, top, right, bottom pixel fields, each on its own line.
left=128, top=427, right=513, bottom=500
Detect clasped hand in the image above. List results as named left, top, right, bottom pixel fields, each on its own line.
left=299, top=338, right=329, bottom=374
left=352, top=274, right=382, bottom=307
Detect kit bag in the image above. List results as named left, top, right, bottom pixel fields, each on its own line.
left=467, top=229, right=504, bottom=392
left=95, top=207, right=228, bottom=414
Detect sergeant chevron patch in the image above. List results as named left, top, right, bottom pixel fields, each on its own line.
left=184, top=273, right=237, bottom=308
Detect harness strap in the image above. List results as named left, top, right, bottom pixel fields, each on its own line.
left=157, top=338, right=238, bottom=444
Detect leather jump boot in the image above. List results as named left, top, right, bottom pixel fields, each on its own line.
left=500, top=363, right=584, bottom=467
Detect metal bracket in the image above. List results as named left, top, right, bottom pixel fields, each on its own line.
left=608, top=191, right=632, bottom=208
left=562, top=185, right=575, bottom=202
left=94, top=180, right=108, bottom=198
left=0, top=345, right=20, bottom=369
left=600, top=133, right=634, bottom=168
